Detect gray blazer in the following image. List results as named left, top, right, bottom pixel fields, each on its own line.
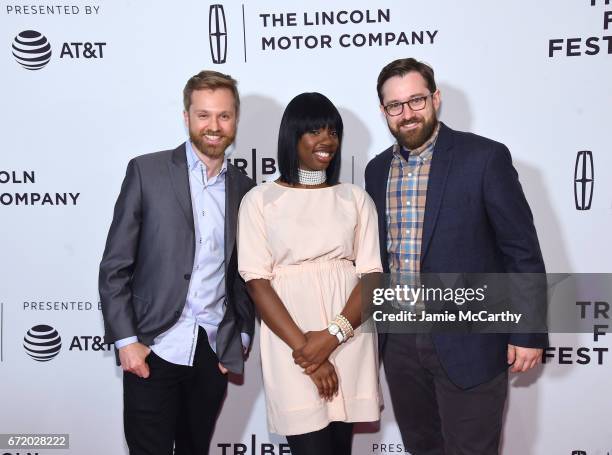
left=99, top=143, right=255, bottom=374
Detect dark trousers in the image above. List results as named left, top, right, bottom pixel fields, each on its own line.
left=123, top=328, right=228, bottom=455
left=383, top=334, right=507, bottom=455
left=285, top=422, right=354, bottom=455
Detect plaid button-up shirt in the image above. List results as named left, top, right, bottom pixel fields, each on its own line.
left=386, top=123, right=440, bottom=274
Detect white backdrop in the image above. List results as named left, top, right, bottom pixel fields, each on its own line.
left=1, top=1, right=611, bottom=454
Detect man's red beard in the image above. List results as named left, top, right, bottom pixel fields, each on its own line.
left=189, top=128, right=235, bottom=159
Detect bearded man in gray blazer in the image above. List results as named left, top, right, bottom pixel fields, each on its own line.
left=99, top=70, right=255, bottom=455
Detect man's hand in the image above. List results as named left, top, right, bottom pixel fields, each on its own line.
left=293, top=330, right=339, bottom=374
left=119, top=342, right=151, bottom=378
left=218, top=363, right=228, bottom=374
left=507, top=344, right=543, bottom=373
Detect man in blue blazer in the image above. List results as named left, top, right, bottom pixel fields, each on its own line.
left=365, top=58, right=547, bottom=455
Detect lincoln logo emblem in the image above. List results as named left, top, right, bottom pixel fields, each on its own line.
left=209, top=4, right=227, bottom=64
left=574, top=151, right=594, bottom=211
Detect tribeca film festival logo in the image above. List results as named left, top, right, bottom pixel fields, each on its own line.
left=574, top=151, right=594, bottom=210
left=218, top=434, right=290, bottom=454
left=544, top=301, right=610, bottom=366
left=10, top=29, right=106, bottom=70
left=227, top=149, right=358, bottom=183
left=227, top=149, right=276, bottom=183
left=572, top=451, right=612, bottom=454
left=209, top=4, right=228, bottom=64
left=23, top=324, right=112, bottom=362
left=549, top=0, right=611, bottom=57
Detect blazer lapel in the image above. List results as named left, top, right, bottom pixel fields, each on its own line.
left=167, top=144, right=194, bottom=228
left=372, top=149, right=394, bottom=273
left=421, top=123, right=454, bottom=264
left=224, top=165, right=239, bottom=272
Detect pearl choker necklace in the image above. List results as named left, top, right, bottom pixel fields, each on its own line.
left=298, top=168, right=327, bottom=185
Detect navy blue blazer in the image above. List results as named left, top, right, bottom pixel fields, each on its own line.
left=365, top=123, right=548, bottom=389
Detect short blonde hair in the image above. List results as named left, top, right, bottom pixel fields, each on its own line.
left=183, top=70, right=240, bottom=113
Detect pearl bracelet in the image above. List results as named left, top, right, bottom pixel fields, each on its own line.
left=333, top=314, right=354, bottom=340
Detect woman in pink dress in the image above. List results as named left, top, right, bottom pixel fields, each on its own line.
left=237, top=92, right=382, bottom=455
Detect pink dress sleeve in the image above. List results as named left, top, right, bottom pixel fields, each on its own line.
left=353, top=187, right=384, bottom=275
left=237, top=188, right=274, bottom=281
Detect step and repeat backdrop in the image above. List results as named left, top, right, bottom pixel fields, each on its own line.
left=1, top=0, right=611, bottom=454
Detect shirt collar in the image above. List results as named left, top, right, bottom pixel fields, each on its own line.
left=392, top=121, right=440, bottom=161
left=185, top=140, right=228, bottom=176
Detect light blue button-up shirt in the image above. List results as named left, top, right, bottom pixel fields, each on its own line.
left=116, top=141, right=248, bottom=366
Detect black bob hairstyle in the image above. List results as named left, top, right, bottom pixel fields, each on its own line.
left=277, top=92, right=343, bottom=185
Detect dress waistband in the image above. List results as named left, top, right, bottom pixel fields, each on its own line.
left=273, top=259, right=354, bottom=276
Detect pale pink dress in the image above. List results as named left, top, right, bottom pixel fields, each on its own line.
left=237, top=181, right=382, bottom=436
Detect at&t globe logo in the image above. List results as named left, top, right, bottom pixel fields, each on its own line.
left=23, top=324, right=62, bottom=361
left=12, top=30, right=52, bottom=70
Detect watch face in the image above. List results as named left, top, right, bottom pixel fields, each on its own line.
left=329, top=324, right=340, bottom=335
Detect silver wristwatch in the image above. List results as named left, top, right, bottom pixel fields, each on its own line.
left=327, top=322, right=345, bottom=343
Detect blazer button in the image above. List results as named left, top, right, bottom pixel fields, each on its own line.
left=184, top=273, right=191, bottom=280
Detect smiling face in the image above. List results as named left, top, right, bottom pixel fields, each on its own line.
left=183, top=88, right=237, bottom=159
left=296, top=127, right=339, bottom=172
left=380, top=71, right=441, bottom=150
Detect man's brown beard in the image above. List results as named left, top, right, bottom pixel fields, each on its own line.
left=392, top=116, right=438, bottom=150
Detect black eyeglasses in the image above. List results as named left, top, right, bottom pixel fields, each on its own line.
left=383, top=93, right=435, bottom=116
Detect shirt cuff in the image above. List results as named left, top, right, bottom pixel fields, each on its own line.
left=240, top=333, right=251, bottom=354
left=115, top=336, right=139, bottom=349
